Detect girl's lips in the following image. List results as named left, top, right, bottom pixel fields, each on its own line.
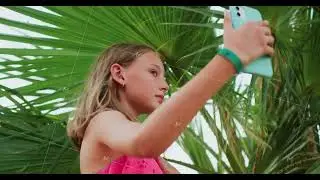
left=155, top=95, right=164, bottom=103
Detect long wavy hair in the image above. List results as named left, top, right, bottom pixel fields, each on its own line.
left=67, top=43, right=156, bottom=150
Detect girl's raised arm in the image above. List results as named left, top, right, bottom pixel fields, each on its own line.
left=93, top=11, right=274, bottom=158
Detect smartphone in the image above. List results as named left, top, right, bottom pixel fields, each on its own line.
left=229, top=6, right=273, bottom=78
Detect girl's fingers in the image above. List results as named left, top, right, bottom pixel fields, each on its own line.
left=264, top=45, right=275, bottom=57
left=266, top=35, right=275, bottom=47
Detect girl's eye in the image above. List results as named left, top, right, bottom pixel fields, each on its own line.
left=150, top=70, right=158, bottom=77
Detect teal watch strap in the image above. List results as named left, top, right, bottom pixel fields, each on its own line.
left=217, top=48, right=243, bottom=73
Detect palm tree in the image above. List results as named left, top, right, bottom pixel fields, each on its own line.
left=0, top=6, right=319, bottom=174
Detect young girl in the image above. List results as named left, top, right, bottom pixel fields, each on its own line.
left=67, top=11, right=274, bottom=174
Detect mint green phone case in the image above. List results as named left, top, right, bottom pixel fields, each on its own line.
left=229, top=6, right=273, bottom=77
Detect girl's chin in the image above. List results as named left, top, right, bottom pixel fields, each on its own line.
left=149, top=102, right=161, bottom=110
left=143, top=104, right=157, bottom=114
left=145, top=100, right=163, bottom=112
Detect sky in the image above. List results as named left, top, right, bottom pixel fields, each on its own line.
left=0, top=6, right=253, bottom=174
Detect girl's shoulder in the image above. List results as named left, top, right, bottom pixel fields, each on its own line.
left=91, top=109, right=128, bottom=125
left=96, top=109, right=127, bottom=119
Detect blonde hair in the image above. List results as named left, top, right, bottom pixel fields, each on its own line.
left=67, top=43, right=156, bottom=150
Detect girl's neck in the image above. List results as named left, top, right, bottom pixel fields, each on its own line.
left=118, top=98, right=139, bottom=121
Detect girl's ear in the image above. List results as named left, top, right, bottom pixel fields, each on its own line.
left=110, top=63, right=126, bottom=86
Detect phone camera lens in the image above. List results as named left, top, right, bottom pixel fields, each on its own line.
left=236, top=6, right=240, bottom=11
left=237, top=12, right=241, bottom=17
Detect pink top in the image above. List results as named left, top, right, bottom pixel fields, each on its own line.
left=97, top=155, right=164, bottom=174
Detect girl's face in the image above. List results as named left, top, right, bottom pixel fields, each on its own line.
left=124, top=51, right=168, bottom=114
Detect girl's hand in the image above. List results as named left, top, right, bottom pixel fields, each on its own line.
left=223, top=10, right=275, bottom=66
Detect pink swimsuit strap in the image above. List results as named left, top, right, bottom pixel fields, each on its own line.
left=97, top=155, right=164, bottom=174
